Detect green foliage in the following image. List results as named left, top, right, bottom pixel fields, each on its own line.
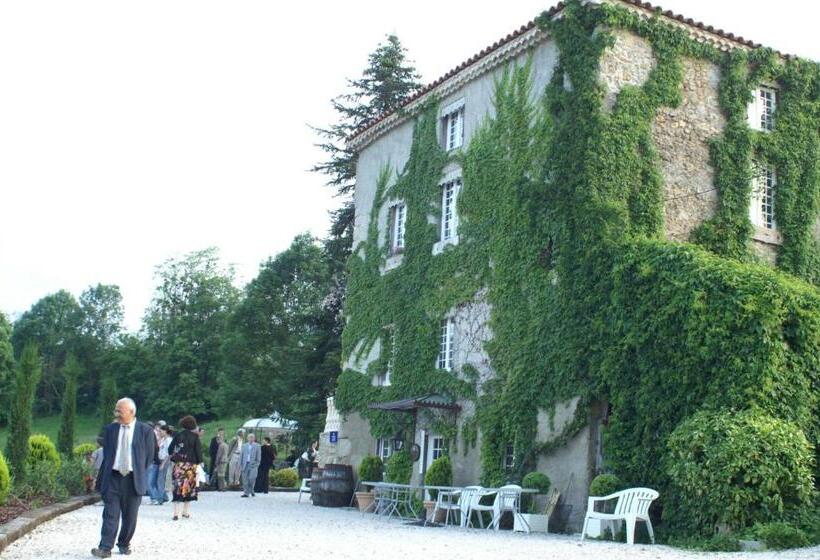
left=522, top=472, right=551, bottom=494
left=5, top=344, right=42, bottom=482
left=57, top=354, right=81, bottom=455
left=666, top=410, right=814, bottom=532
left=270, top=467, right=299, bottom=488
left=0, top=452, right=10, bottom=505
left=701, top=534, right=742, bottom=552
left=589, top=473, right=623, bottom=497
left=15, top=460, right=59, bottom=501
left=27, top=434, right=62, bottom=481
left=754, top=522, right=810, bottom=550
left=0, top=312, right=14, bottom=427
left=56, top=455, right=92, bottom=496
left=384, top=450, right=412, bottom=484
left=358, top=455, right=384, bottom=483
left=97, top=373, right=118, bottom=428
left=72, top=443, right=96, bottom=458
left=424, top=455, right=453, bottom=499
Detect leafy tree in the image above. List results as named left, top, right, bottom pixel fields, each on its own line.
left=143, top=248, right=239, bottom=420
left=11, top=291, right=82, bottom=415
left=76, top=284, right=125, bottom=410
left=0, top=312, right=14, bottom=426
left=57, top=354, right=81, bottom=454
left=312, top=34, right=422, bottom=245
left=4, top=344, right=42, bottom=481
left=220, top=234, right=339, bottom=443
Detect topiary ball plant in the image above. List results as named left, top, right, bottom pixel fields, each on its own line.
left=0, top=452, right=10, bottom=505
left=424, top=455, right=453, bottom=500
left=358, top=455, right=384, bottom=485
left=72, top=443, right=96, bottom=458
left=385, top=450, right=412, bottom=484
left=522, top=471, right=551, bottom=513
left=27, top=434, right=61, bottom=480
left=589, top=473, right=623, bottom=497
left=270, top=468, right=299, bottom=488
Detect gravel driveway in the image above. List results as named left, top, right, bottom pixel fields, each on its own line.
left=3, top=492, right=819, bottom=559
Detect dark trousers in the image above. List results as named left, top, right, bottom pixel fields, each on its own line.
left=254, top=465, right=271, bottom=493
left=99, top=471, right=142, bottom=551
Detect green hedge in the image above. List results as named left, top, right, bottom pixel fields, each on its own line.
left=755, top=522, right=810, bottom=550
left=0, top=452, right=9, bottom=505
left=666, top=410, right=814, bottom=532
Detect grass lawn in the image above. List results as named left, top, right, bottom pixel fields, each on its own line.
left=0, top=413, right=253, bottom=452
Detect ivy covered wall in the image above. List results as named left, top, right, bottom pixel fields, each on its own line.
left=338, top=0, right=820, bottom=533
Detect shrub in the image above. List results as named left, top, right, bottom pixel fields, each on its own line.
left=0, top=452, right=10, bottom=505
left=424, top=455, right=452, bottom=499
left=27, top=434, right=61, bottom=481
left=384, top=450, right=412, bottom=484
left=16, top=461, right=59, bottom=500
left=755, top=522, right=810, bottom=550
left=666, top=410, right=814, bottom=532
left=522, top=471, right=551, bottom=513
left=589, top=473, right=622, bottom=497
left=72, top=443, right=96, bottom=458
left=270, top=468, right=299, bottom=488
left=358, top=455, right=384, bottom=483
left=701, top=534, right=742, bottom=552
left=57, top=455, right=93, bottom=496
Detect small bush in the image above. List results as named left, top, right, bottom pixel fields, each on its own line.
left=589, top=473, right=622, bottom=497
left=666, top=410, right=814, bottom=532
left=424, top=456, right=453, bottom=499
left=270, top=468, right=299, bottom=488
left=57, top=455, right=93, bottom=496
left=522, top=471, right=551, bottom=513
left=358, top=455, right=384, bottom=483
left=702, top=534, right=742, bottom=552
left=0, top=452, right=10, bottom=505
left=72, top=443, right=96, bottom=458
left=385, top=450, right=412, bottom=484
left=16, top=461, right=59, bottom=500
left=27, top=434, right=61, bottom=481
left=755, top=522, right=810, bottom=550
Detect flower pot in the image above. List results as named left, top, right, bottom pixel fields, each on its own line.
left=355, top=491, right=374, bottom=512
left=423, top=500, right=448, bottom=523
left=514, top=513, right=549, bottom=533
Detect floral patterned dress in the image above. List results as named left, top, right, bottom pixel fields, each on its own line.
left=172, top=462, right=198, bottom=502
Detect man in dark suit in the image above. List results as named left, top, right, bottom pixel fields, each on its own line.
left=91, top=397, right=155, bottom=558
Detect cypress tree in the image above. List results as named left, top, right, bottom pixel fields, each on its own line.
left=57, top=354, right=81, bottom=455
left=4, top=344, right=42, bottom=481
left=98, top=373, right=118, bottom=428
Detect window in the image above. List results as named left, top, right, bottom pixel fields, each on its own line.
left=376, top=438, right=392, bottom=461
left=388, top=203, right=406, bottom=254
left=442, top=106, right=464, bottom=151
left=378, top=328, right=396, bottom=386
left=503, top=443, right=515, bottom=471
left=437, top=317, right=455, bottom=371
left=748, top=86, right=777, bottom=132
left=440, top=178, right=461, bottom=242
left=750, top=162, right=777, bottom=230
left=431, top=437, right=447, bottom=461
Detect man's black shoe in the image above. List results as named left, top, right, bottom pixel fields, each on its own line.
left=240, top=494, right=248, bottom=497
left=118, top=545, right=132, bottom=555
left=91, top=548, right=112, bottom=558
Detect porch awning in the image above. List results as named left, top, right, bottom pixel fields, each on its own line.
left=367, top=394, right=461, bottom=412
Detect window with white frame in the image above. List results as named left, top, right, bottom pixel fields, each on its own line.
left=748, top=86, right=777, bottom=132
left=388, top=203, right=406, bottom=254
left=431, top=437, right=447, bottom=461
left=437, top=317, right=455, bottom=371
left=442, top=105, right=464, bottom=151
left=382, top=328, right=396, bottom=386
left=376, top=438, right=392, bottom=461
left=440, top=178, right=462, bottom=242
left=503, top=443, right=515, bottom=471
left=750, top=162, right=777, bottom=230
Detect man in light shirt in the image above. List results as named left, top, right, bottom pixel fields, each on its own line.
left=91, top=398, right=155, bottom=558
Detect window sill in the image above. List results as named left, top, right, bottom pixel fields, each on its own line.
left=433, top=236, right=459, bottom=255
left=382, top=253, right=403, bottom=273
left=751, top=226, right=782, bottom=246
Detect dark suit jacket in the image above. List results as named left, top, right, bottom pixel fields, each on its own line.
left=96, top=420, right=155, bottom=496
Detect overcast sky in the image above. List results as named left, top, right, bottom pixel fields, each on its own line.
left=1, top=0, right=818, bottom=332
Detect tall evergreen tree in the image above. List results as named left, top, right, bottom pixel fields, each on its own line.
left=5, top=344, right=42, bottom=481
left=98, top=372, right=118, bottom=429
left=57, top=354, right=81, bottom=454
left=312, top=34, right=423, bottom=246
left=0, top=312, right=14, bottom=426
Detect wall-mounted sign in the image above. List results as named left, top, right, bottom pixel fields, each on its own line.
left=329, top=431, right=338, bottom=444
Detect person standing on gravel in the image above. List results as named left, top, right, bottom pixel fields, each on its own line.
left=214, top=433, right=229, bottom=491
left=91, top=397, right=155, bottom=559
left=168, top=415, right=204, bottom=521
left=240, top=433, right=261, bottom=497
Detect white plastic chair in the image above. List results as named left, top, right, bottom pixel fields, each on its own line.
left=297, top=478, right=311, bottom=503
left=463, top=486, right=496, bottom=528
left=581, top=487, right=658, bottom=545
left=489, top=484, right=528, bottom=532
left=427, top=488, right=460, bottom=526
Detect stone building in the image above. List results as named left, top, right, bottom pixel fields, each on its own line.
left=320, top=0, right=819, bottom=530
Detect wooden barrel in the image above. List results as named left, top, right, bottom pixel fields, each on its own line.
left=310, top=464, right=354, bottom=507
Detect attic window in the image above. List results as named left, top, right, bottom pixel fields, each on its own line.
left=748, top=86, right=777, bottom=132
left=441, top=101, right=465, bottom=151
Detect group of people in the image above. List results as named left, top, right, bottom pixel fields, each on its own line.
left=207, top=428, right=279, bottom=496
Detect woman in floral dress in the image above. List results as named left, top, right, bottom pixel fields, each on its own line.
left=168, top=415, right=203, bottom=521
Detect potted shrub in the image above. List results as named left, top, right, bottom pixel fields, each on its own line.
left=355, top=455, right=383, bottom=511
left=514, top=472, right=551, bottom=533
left=584, top=473, right=623, bottom=538
left=423, top=455, right=452, bottom=523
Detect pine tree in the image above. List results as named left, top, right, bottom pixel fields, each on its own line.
left=312, top=34, right=423, bottom=245
left=4, top=344, right=42, bottom=481
left=98, top=373, right=118, bottom=429
left=57, top=354, right=81, bottom=455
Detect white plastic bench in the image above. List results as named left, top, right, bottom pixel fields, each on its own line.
left=581, top=487, right=658, bottom=545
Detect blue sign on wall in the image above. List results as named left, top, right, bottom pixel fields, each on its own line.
left=329, top=431, right=338, bottom=444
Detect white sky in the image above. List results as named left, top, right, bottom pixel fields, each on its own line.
left=1, top=0, right=818, bottom=332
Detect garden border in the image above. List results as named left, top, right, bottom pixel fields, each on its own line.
left=0, top=494, right=100, bottom=554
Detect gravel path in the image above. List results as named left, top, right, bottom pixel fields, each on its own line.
left=3, top=492, right=819, bottom=559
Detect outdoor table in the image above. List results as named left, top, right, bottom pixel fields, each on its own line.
left=361, top=482, right=463, bottom=519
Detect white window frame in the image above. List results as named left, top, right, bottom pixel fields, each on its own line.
left=383, top=327, right=396, bottom=386
left=437, top=317, right=455, bottom=371
left=376, top=438, right=392, bottom=461
left=748, top=86, right=777, bottom=132
left=503, top=443, right=515, bottom=471
left=441, top=178, right=461, bottom=243
left=750, top=162, right=777, bottom=231
left=441, top=99, right=465, bottom=151
left=428, top=436, right=447, bottom=466
left=389, top=203, right=406, bottom=254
